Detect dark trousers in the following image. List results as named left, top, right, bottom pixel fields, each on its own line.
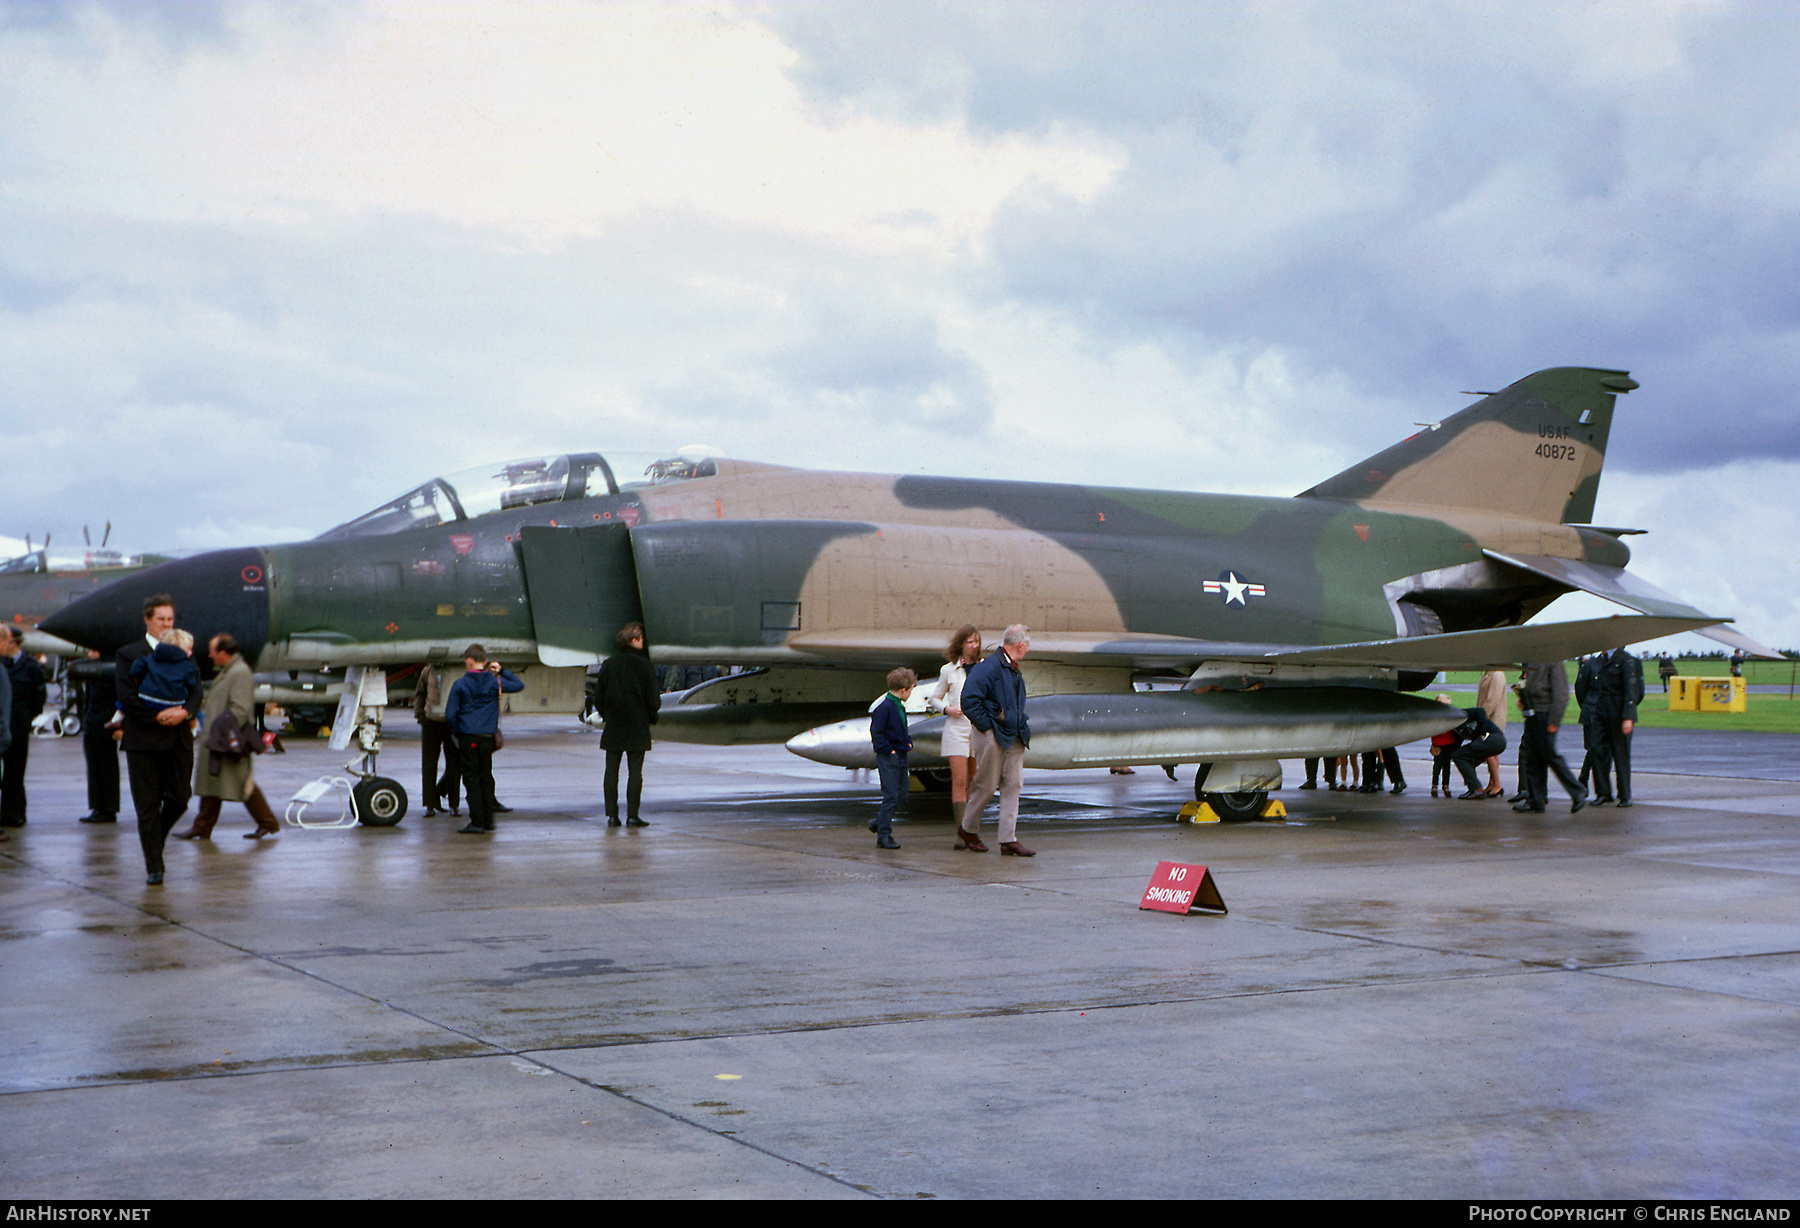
left=1520, top=713, right=1584, bottom=808
left=84, top=725, right=120, bottom=817
left=1303, top=757, right=1319, bottom=785
left=456, top=734, right=496, bottom=829
left=420, top=720, right=458, bottom=809
left=1453, top=733, right=1505, bottom=791
left=1361, top=748, right=1405, bottom=789
left=1, top=729, right=29, bottom=825
left=1431, top=747, right=1455, bottom=791
left=191, top=787, right=278, bottom=836
left=1588, top=719, right=1633, bottom=804
left=127, top=747, right=192, bottom=875
left=603, top=748, right=645, bottom=820
left=875, top=751, right=909, bottom=837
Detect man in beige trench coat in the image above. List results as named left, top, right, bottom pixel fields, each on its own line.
left=175, top=634, right=279, bottom=840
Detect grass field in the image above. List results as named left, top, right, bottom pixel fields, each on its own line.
left=1437, top=658, right=1800, bottom=734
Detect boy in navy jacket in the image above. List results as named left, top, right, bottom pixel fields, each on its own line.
left=868, top=667, right=916, bottom=850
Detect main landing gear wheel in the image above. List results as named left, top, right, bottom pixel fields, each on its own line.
left=353, top=777, right=408, bottom=826
left=1192, top=762, right=1267, bottom=819
left=1204, top=791, right=1268, bottom=819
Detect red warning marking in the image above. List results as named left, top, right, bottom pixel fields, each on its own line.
left=450, top=534, right=475, bottom=556
left=1353, top=524, right=1369, bottom=542
left=241, top=565, right=263, bottom=584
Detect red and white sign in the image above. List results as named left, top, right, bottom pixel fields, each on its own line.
left=1139, top=860, right=1227, bottom=915
left=449, top=534, right=476, bottom=556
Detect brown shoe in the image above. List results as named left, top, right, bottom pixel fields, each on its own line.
left=955, top=828, right=988, bottom=852
left=172, top=828, right=209, bottom=841
left=1000, top=841, right=1036, bottom=857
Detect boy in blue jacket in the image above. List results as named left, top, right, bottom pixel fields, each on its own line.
left=444, top=644, right=524, bottom=833
left=868, top=667, right=916, bottom=850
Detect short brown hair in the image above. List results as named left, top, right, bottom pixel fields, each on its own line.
left=887, top=667, right=917, bottom=692
left=945, top=624, right=980, bottom=663
left=615, top=621, right=646, bottom=649
left=143, top=593, right=175, bottom=620
left=463, top=644, right=488, bottom=664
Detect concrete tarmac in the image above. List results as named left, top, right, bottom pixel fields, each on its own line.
left=2, top=719, right=1797, bottom=1199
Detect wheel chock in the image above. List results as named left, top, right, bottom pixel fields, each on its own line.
left=1259, top=799, right=1287, bottom=819
left=1177, top=801, right=1221, bottom=824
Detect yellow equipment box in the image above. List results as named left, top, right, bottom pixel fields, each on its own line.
left=1668, top=676, right=1700, bottom=711
left=1696, top=676, right=1747, bottom=713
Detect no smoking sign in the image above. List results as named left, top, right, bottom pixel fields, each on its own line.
left=1139, top=860, right=1227, bottom=916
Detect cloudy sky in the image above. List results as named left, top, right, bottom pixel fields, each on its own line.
left=2, top=1, right=1796, bottom=653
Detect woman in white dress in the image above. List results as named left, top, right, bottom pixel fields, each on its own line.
left=928, top=625, right=983, bottom=812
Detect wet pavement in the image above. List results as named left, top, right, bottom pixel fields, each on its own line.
left=2, top=718, right=1797, bottom=1198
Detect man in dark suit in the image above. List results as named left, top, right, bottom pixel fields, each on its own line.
left=1578, top=647, right=1644, bottom=808
left=116, top=594, right=202, bottom=884
left=1, top=627, right=47, bottom=827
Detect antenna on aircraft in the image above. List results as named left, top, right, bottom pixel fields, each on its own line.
left=102, top=522, right=112, bottom=548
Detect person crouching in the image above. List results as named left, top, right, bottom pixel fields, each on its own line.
left=868, top=667, right=915, bottom=850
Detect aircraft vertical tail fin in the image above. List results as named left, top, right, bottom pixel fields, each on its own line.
left=1297, top=367, right=1637, bottom=524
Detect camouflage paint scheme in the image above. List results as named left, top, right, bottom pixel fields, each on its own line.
left=40, top=367, right=1758, bottom=777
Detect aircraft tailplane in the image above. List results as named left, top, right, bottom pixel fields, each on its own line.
left=1298, top=366, right=1637, bottom=525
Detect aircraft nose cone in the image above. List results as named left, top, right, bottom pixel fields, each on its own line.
left=41, top=548, right=271, bottom=660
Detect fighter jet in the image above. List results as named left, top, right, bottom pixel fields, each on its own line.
left=1, top=544, right=170, bottom=656
left=42, top=367, right=1775, bottom=816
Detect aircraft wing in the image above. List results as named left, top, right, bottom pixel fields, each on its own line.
left=788, top=614, right=1718, bottom=673
left=1486, top=551, right=1784, bottom=659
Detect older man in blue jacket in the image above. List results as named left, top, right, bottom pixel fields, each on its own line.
left=957, top=623, right=1035, bottom=857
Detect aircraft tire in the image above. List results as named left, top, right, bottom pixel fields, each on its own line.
left=1204, top=791, right=1267, bottom=819
left=353, top=777, right=408, bottom=827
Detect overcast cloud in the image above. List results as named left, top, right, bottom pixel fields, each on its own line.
left=2, top=1, right=1796, bottom=653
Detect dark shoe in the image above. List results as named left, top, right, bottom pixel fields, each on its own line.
left=1459, top=789, right=1486, bottom=799
left=876, top=835, right=900, bottom=849
left=1390, top=784, right=1406, bottom=795
left=1163, top=765, right=1177, bottom=781
left=457, top=824, right=488, bottom=834
left=1507, top=792, right=1526, bottom=804
left=607, top=816, right=622, bottom=827
left=1571, top=794, right=1588, bottom=814
left=1512, top=803, right=1545, bottom=813
left=1000, top=841, right=1036, bottom=857
left=245, top=826, right=278, bottom=840
left=423, top=807, right=443, bottom=817
left=626, top=817, right=648, bottom=827
left=172, top=828, right=208, bottom=840
left=868, top=820, right=879, bottom=833
left=1614, top=800, right=1633, bottom=809
left=448, top=808, right=461, bottom=817
left=80, top=812, right=116, bottom=824
left=146, top=871, right=163, bottom=885
left=490, top=803, right=513, bottom=813
left=955, top=828, right=988, bottom=853
left=1484, top=787, right=1506, bottom=798
left=1298, top=780, right=1318, bottom=790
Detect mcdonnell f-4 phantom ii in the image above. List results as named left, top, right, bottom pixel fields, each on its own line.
left=42, top=366, right=1777, bottom=821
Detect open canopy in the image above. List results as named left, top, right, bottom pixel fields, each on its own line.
left=316, top=451, right=721, bottom=540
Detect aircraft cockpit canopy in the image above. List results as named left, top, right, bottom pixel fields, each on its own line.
left=317, top=450, right=722, bottom=540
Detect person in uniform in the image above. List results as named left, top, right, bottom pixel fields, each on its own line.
left=1579, top=647, right=1644, bottom=807
left=116, top=595, right=201, bottom=884
left=0, top=627, right=46, bottom=827
left=592, top=622, right=660, bottom=827
left=414, top=663, right=459, bottom=816
left=1512, top=661, right=1587, bottom=814
left=73, top=650, right=119, bottom=824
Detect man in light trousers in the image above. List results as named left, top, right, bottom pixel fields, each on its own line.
left=957, top=624, right=1035, bottom=857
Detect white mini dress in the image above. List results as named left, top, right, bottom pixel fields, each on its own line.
left=931, top=661, right=973, bottom=757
